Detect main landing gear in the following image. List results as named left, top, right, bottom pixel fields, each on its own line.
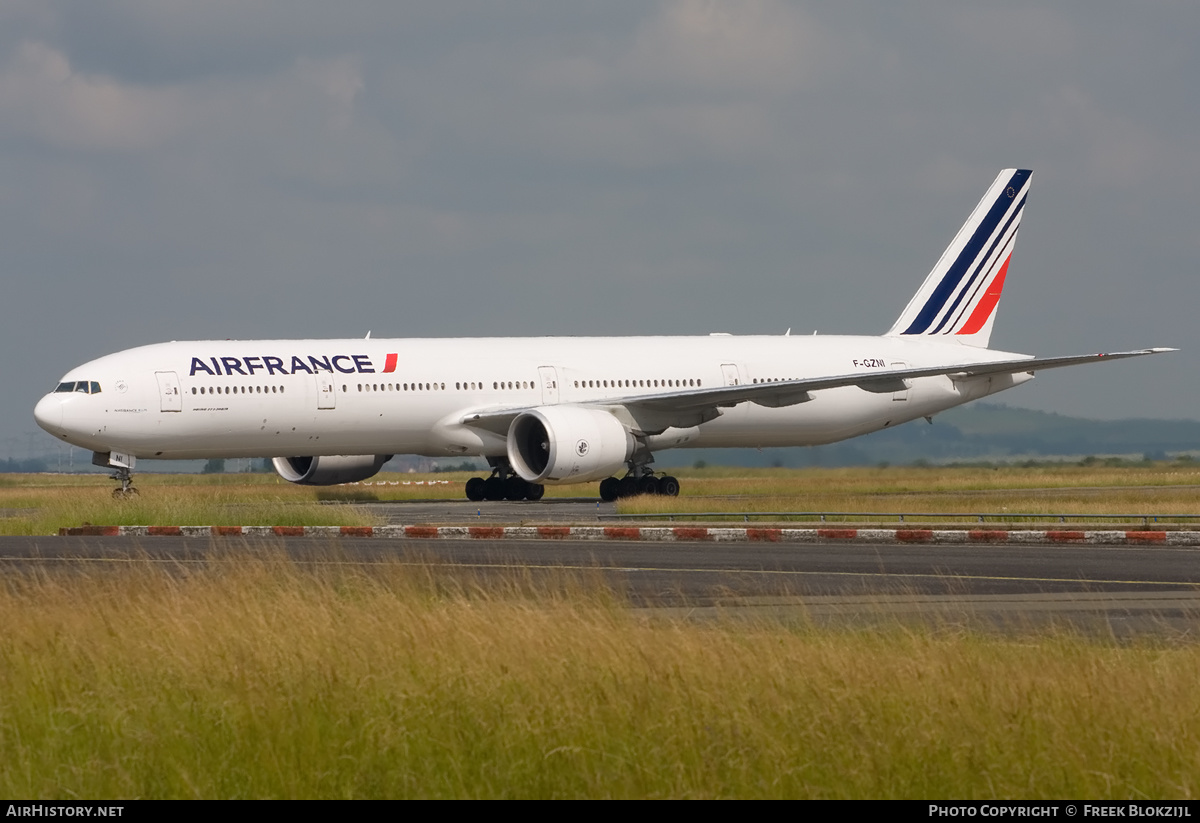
left=598, top=471, right=680, bottom=502
left=465, top=458, right=545, bottom=502
left=110, top=466, right=139, bottom=500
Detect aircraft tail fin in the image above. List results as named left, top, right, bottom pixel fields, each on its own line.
left=887, top=168, right=1032, bottom=348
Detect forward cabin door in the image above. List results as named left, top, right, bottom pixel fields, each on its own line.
left=316, top=373, right=336, bottom=409
left=538, top=366, right=560, bottom=405
left=720, top=363, right=742, bottom=386
left=155, top=371, right=182, bottom=412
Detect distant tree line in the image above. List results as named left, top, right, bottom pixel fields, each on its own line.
left=0, top=458, right=48, bottom=473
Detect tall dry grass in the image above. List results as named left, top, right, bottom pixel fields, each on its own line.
left=0, top=483, right=380, bottom=534
left=619, top=464, right=1200, bottom=521
left=1, top=556, right=1198, bottom=798
left=0, top=471, right=595, bottom=534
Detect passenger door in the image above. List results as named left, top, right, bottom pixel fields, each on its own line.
left=538, top=366, right=560, bottom=405
left=317, top=373, right=336, bottom=409
left=889, top=361, right=910, bottom=401
left=155, top=371, right=182, bottom=412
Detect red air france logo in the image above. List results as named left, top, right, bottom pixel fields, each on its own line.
left=383, top=353, right=398, bottom=373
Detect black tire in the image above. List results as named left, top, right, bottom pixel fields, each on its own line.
left=659, top=475, right=680, bottom=497
left=526, top=483, right=545, bottom=501
left=638, top=475, right=660, bottom=496
left=483, top=476, right=505, bottom=501
left=504, top=476, right=529, bottom=501
left=618, top=476, right=639, bottom=499
left=465, top=477, right=486, bottom=501
left=599, top=477, right=620, bottom=502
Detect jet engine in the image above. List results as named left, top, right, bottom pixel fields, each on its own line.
left=272, top=454, right=392, bottom=486
left=507, top=406, right=634, bottom=484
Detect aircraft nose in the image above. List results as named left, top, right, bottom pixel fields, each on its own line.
left=33, top=394, right=63, bottom=435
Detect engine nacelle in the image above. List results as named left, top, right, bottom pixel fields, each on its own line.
left=272, top=454, right=392, bottom=486
left=507, top=406, right=634, bottom=484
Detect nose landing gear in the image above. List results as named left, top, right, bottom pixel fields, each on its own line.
left=110, top=466, right=139, bottom=499
left=93, top=451, right=139, bottom=499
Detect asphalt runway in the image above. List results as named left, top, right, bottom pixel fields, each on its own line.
left=6, top=534, right=1200, bottom=635
left=351, top=497, right=614, bottom=523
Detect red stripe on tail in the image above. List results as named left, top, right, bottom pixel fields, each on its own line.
left=957, top=255, right=1010, bottom=335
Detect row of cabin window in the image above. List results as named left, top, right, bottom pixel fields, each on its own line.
left=751, top=377, right=796, bottom=384
left=351, top=382, right=449, bottom=392
left=573, top=378, right=701, bottom=389
left=193, top=386, right=284, bottom=395
left=351, top=381, right=538, bottom=392
left=348, top=378, right=705, bottom=394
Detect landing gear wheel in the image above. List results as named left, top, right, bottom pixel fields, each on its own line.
left=465, top=477, right=486, bottom=501
left=618, top=476, right=638, bottom=499
left=109, top=466, right=136, bottom=500
left=659, top=475, right=680, bottom=497
left=504, top=476, right=530, bottom=501
left=599, top=477, right=620, bottom=502
left=483, top=476, right=505, bottom=501
left=638, top=475, right=660, bottom=496
left=526, top=483, right=545, bottom=501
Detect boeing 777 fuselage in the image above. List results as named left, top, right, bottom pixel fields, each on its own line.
left=33, top=170, right=1174, bottom=500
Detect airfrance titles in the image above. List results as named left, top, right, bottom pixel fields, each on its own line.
left=188, top=354, right=396, bottom=378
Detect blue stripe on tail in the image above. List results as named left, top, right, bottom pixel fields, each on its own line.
left=901, top=169, right=1030, bottom=335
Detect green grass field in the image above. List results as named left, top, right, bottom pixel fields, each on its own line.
left=1, top=556, right=1198, bottom=799
left=3, top=461, right=1199, bottom=533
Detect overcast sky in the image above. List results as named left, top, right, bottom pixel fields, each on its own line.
left=2, top=1, right=1196, bottom=457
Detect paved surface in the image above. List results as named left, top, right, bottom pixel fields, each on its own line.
left=348, top=497, right=615, bottom=524
left=8, top=534, right=1200, bottom=635
left=58, top=523, right=1200, bottom=548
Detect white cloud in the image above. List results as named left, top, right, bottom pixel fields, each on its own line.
left=628, top=0, right=835, bottom=96
left=0, top=39, right=402, bottom=191
left=0, top=40, right=185, bottom=150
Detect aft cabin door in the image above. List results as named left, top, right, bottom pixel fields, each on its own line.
left=721, top=363, right=742, bottom=386
left=316, top=374, right=336, bottom=409
left=155, top=371, right=182, bottom=412
left=889, top=362, right=910, bottom=401
left=538, top=366, right=559, bottom=405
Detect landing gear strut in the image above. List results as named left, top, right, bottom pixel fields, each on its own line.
left=465, top=458, right=544, bottom=502
left=110, top=466, right=139, bottom=499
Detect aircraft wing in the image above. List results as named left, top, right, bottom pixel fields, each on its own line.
left=462, top=348, right=1175, bottom=435
left=631, top=347, right=1176, bottom=411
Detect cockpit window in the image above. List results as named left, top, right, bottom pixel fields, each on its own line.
left=53, top=381, right=101, bottom=394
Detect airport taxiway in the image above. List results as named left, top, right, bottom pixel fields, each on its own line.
left=9, top=524, right=1200, bottom=634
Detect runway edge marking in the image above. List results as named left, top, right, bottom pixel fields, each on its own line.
left=55, top=525, right=1200, bottom=545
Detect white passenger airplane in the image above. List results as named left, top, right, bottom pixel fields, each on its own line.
left=35, top=169, right=1172, bottom=500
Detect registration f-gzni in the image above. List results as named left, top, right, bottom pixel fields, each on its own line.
left=35, top=169, right=1173, bottom=500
